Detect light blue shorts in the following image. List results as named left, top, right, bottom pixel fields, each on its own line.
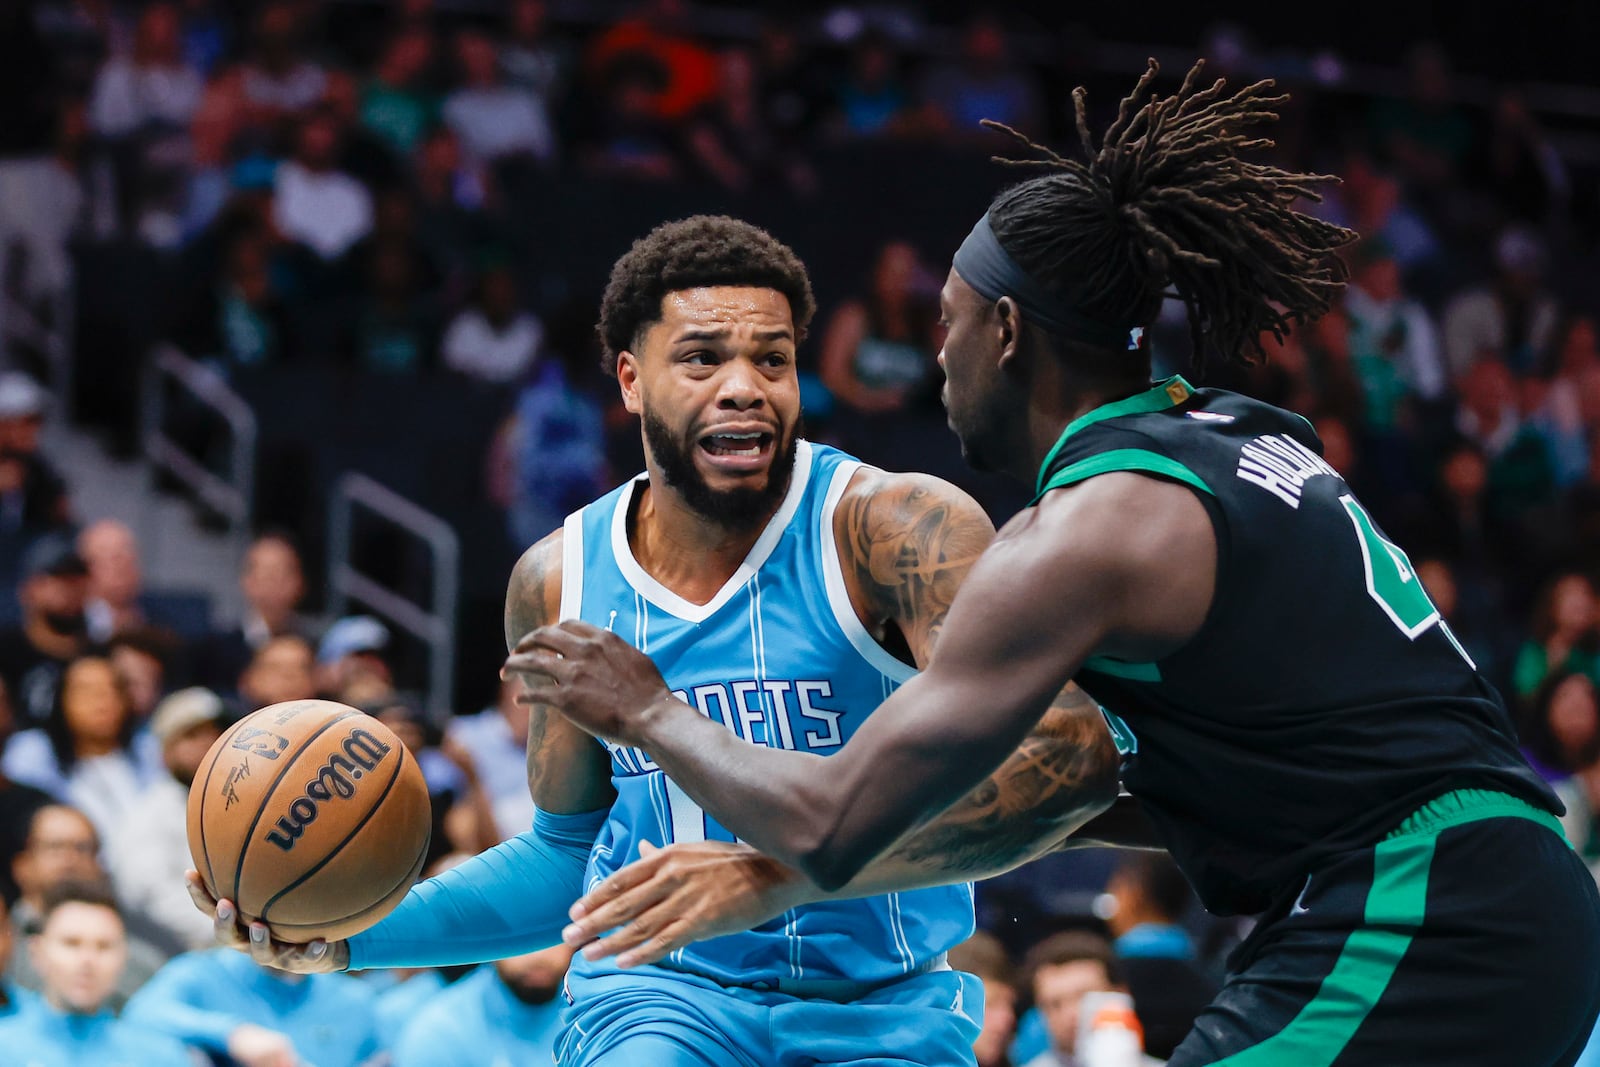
left=556, top=964, right=982, bottom=1067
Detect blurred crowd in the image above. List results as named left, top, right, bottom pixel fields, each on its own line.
left=1, top=0, right=1600, bottom=1063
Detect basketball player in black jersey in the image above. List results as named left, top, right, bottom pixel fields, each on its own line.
left=513, top=60, right=1600, bottom=1065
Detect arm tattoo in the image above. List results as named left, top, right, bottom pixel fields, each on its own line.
left=888, top=683, right=1120, bottom=876
left=505, top=539, right=615, bottom=812
left=839, top=476, right=990, bottom=665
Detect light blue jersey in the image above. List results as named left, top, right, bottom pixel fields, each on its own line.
left=0, top=1004, right=196, bottom=1067
left=562, top=440, right=974, bottom=988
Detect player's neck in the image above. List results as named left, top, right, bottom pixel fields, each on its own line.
left=1025, top=371, right=1154, bottom=478
left=629, top=483, right=777, bottom=605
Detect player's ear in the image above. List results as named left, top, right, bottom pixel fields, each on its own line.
left=994, top=296, right=1022, bottom=370
left=617, top=351, right=644, bottom=415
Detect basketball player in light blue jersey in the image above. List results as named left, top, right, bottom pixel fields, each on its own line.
left=190, top=216, right=1120, bottom=1066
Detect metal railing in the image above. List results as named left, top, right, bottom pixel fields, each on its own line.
left=141, top=344, right=257, bottom=547
left=327, top=473, right=460, bottom=714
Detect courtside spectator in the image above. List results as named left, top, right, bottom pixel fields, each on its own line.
left=949, top=931, right=1019, bottom=1067
left=0, top=881, right=195, bottom=1065
left=125, top=947, right=386, bottom=1067
left=107, top=688, right=225, bottom=954
left=392, top=945, right=574, bottom=1067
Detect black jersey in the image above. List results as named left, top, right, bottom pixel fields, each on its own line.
left=1041, top=377, right=1560, bottom=916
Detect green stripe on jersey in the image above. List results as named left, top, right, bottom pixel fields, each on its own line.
left=1033, top=448, right=1214, bottom=505
left=1034, top=376, right=1195, bottom=497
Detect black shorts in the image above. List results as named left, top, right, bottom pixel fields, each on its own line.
left=1169, top=789, right=1600, bottom=1067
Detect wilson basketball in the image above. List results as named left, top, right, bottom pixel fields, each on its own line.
left=186, top=699, right=432, bottom=943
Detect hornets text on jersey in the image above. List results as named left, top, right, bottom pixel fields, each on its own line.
left=559, top=440, right=975, bottom=985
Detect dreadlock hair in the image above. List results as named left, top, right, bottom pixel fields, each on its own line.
left=596, top=216, right=817, bottom=376
left=983, top=58, right=1357, bottom=371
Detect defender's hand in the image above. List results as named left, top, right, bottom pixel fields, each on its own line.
left=185, top=870, right=349, bottom=974
left=503, top=621, right=675, bottom=746
left=561, top=841, right=807, bottom=967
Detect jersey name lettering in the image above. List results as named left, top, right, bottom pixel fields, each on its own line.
left=605, top=678, right=843, bottom=774
left=1235, top=433, right=1338, bottom=508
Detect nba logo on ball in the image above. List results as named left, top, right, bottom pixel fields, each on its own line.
left=187, top=700, right=432, bottom=943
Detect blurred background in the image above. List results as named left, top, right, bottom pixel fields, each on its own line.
left=0, top=0, right=1598, bottom=1063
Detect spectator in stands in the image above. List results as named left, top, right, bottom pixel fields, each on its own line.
left=0, top=374, right=72, bottom=547
left=0, top=536, right=91, bottom=727
left=107, top=628, right=177, bottom=724
left=1521, top=670, right=1600, bottom=781
left=441, top=263, right=543, bottom=384
left=1473, top=90, right=1571, bottom=229
left=486, top=346, right=609, bottom=550
left=391, top=944, right=574, bottom=1066
left=1368, top=42, right=1474, bottom=193
left=200, top=533, right=313, bottom=694
left=447, top=675, right=534, bottom=840
left=176, top=223, right=299, bottom=369
left=578, top=56, right=685, bottom=182
left=125, top=946, right=386, bottom=1067
left=236, top=633, right=316, bottom=714
left=1343, top=241, right=1447, bottom=428
left=0, top=881, right=195, bottom=1065
left=1442, top=226, right=1560, bottom=378
left=1316, top=155, right=1442, bottom=283
left=316, top=616, right=394, bottom=706
left=948, top=931, right=1019, bottom=1067
left=86, top=1, right=203, bottom=247
left=500, top=0, right=570, bottom=104
left=585, top=0, right=718, bottom=126
left=1456, top=358, right=1558, bottom=524
left=342, top=233, right=440, bottom=373
left=1019, top=930, right=1156, bottom=1067
left=337, top=189, right=445, bottom=316
left=1102, top=854, right=1218, bottom=1059
left=2, top=654, right=162, bottom=840
left=443, top=28, right=556, bottom=168
left=920, top=15, right=1042, bottom=143
left=7, top=806, right=167, bottom=1006
left=235, top=2, right=342, bottom=133
left=107, top=688, right=224, bottom=955
left=359, top=26, right=439, bottom=160
left=383, top=695, right=499, bottom=860
left=0, top=676, right=52, bottom=906
left=1514, top=573, right=1600, bottom=702
left=752, top=20, right=826, bottom=158
left=820, top=239, right=940, bottom=417
left=272, top=108, right=374, bottom=262
left=78, top=520, right=146, bottom=642
left=829, top=30, right=914, bottom=139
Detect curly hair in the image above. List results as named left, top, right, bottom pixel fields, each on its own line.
left=983, top=59, right=1357, bottom=369
left=596, top=216, right=817, bottom=375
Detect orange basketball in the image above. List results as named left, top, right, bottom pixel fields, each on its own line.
left=187, top=699, right=432, bottom=943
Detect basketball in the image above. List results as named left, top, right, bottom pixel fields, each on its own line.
left=186, top=699, right=432, bottom=943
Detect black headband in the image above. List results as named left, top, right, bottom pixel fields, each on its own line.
left=952, top=213, right=1145, bottom=351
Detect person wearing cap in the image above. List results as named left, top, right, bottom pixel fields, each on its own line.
left=0, top=535, right=91, bottom=727
left=0, top=372, right=71, bottom=545
left=316, top=615, right=394, bottom=706
left=1442, top=224, right=1561, bottom=378
left=107, top=688, right=225, bottom=954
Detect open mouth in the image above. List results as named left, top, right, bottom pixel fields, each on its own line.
left=698, top=428, right=776, bottom=470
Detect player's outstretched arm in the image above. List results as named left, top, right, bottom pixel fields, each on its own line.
left=520, top=472, right=1214, bottom=891
left=192, top=531, right=620, bottom=972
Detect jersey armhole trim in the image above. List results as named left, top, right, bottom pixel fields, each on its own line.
left=819, top=463, right=918, bottom=684
left=558, top=509, right=584, bottom=621
left=1032, top=448, right=1214, bottom=504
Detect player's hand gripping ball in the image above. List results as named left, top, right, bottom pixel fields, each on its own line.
left=186, top=699, right=431, bottom=943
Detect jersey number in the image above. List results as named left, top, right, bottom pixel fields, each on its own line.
left=1340, top=494, right=1472, bottom=665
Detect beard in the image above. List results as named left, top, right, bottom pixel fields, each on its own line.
left=948, top=376, right=1024, bottom=477
left=642, top=410, right=799, bottom=532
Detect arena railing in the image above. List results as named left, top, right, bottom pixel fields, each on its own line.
left=327, top=472, right=460, bottom=715
left=142, top=343, right=257, bottom=553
